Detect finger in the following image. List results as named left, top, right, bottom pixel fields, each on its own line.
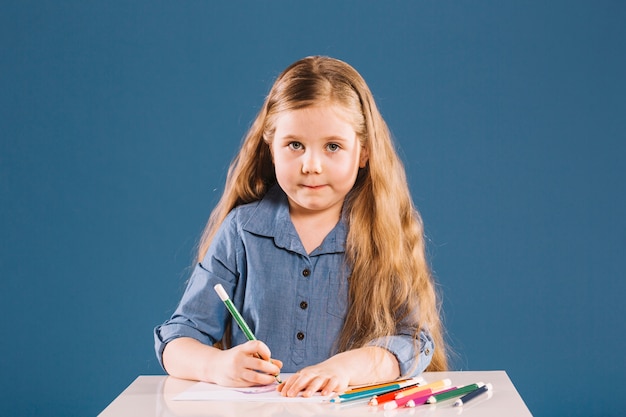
left=240, top=368, right=278, bottom=386
left=285, top=373, right=321, bottom=397
left=252, top=356, right=282, bottom=377
left=277, top=373, right=300, bottom=396
left=276, top=373, right=299, bottom=394
left=240, top=341, right=282, bottom=378
left=300, top=376, right=328, bottom=397
left=244, top=340, right=272, bottom=360
left=320, top=378, right=344, bottom=396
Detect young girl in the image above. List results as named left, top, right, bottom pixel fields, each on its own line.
left=154, top=56, right=447, bottom=398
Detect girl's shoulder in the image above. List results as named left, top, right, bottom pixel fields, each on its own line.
left=225, top=199, right=262, bottom=226
left=211, top=199, right=264, bottom=247
left=227, top=187, right=283, bottom=223
left=226, top=186, right=287, bottom=233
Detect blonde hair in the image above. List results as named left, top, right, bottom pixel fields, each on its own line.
left=199, top=56, right=447, bottom=372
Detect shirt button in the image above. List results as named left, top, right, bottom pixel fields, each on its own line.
left=299, top=301, right=308, bottom=310
left=302, top=268, right=310, bottom=277
left=425, top=348, right=431, bottom=356
left=297, top=332, right=305, bottom=340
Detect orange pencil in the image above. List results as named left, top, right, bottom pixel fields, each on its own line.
left=368, top=382, right=423, bottom=406
left=331, top=378, right=421, bottom=403
left=385, top=388, right=434, bottom=409
left=395, top=378, right=452, bottom=399
left=344, top=378, right=417, bottom=395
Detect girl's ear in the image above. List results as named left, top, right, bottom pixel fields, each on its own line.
left=359, top=146, right=369, bottom=168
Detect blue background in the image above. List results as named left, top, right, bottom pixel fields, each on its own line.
left=1, top=2, right=624, bottom=416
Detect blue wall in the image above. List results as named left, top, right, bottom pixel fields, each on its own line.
left=1, top=2, right=624, bottom=416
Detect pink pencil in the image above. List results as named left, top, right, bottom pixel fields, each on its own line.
left=410, top=386, right=457, bottom=407
left=383, top=388, right=433, bottom=410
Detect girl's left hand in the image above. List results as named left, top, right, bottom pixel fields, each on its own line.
left=276, top=360, right=350, bottom=398
left=276, top=346, right=400, bottom=398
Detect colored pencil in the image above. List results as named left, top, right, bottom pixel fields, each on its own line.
left=384, top=388, right=433, bottom=409
left=213, top=284, right=282, bottom=384
left=407, top=387, right=452, bottom=407
left=330, top=379, right=420, bottom=403
left=344, top=378, right=417, bottom=394
left=453, top=383, right=493, bottom=407
left=426, top=382, right=482, bottom=404
left=395, top=378, right=451, bottom=399
left=368, top=381, right=423, bottom=406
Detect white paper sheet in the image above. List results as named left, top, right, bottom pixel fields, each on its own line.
left=172, top=374, right=334, bottom=403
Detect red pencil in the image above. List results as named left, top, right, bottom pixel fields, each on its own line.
left=395, top=378, right=451, bottom=399
left=368, top=381, right=423, bottom=406
left=384, top=388, right=433, bottom=410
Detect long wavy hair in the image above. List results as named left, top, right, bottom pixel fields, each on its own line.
left=199, top=56, right=447, bottom=372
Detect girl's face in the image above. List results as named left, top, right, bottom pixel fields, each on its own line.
left=270, top=104, right=369, bottom=220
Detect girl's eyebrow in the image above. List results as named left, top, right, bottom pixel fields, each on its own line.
left=279, top=134, right=352, bottom=143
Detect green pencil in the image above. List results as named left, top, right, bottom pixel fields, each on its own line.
left=214, top=284, right=282, bottom=383
left=426, top=382, right=483, bottom=404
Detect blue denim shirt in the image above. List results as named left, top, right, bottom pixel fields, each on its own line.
left=154, top=185, right=434, bottom=376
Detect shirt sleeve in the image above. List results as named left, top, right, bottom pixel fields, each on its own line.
left=367, top=328, right=435, bottom=377
left=153, top=212, right=242, bottom=371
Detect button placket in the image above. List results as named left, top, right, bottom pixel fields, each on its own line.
left=295, top=262, right=311, bottom=349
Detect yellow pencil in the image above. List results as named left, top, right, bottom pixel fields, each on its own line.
left=395, top=378, right=451, bottom=399
left=344, top=378, right=418, bottom=395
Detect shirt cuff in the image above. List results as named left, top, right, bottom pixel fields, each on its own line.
left=153, top=322, right=215, bottom=371
left=367, top=330, right=434, bottom=377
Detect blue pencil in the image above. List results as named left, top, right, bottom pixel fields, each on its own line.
left=453, top=383, right=492, bottom=407
left=330, top=379, right=420, bottom=403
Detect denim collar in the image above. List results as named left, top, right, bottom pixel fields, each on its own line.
left=242, top=185, right=347, bottom=256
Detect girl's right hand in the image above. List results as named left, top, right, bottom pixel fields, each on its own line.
left=212, top=340, right=283, bottom=387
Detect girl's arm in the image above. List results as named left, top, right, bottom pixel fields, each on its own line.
left=277, top=327, right=435, bottom=397
left=158, top=210, right=287, bottom=386
left=162, top=337, right=283, bottom=387
left=277, top=346, right=399, bottom=397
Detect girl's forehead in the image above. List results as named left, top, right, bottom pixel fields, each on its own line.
left=272, top=105, right=359, bottom=142
left=273, top=103, right=357, bottom=126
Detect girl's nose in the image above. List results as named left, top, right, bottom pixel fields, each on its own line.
left=301, top=151, right=322, bottom=174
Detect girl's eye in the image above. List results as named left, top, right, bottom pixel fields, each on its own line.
left=326, top=143, right=340, bottom=152
left=288, top=142, right=303, bottom=150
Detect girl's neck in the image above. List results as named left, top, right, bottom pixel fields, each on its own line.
left=289, top=207, right=341, bottom=254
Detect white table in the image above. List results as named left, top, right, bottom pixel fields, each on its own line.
left=98, top=370, right=532, bottom=416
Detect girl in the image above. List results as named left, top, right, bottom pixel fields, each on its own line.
left=154, top=56, right=447, bottom=398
